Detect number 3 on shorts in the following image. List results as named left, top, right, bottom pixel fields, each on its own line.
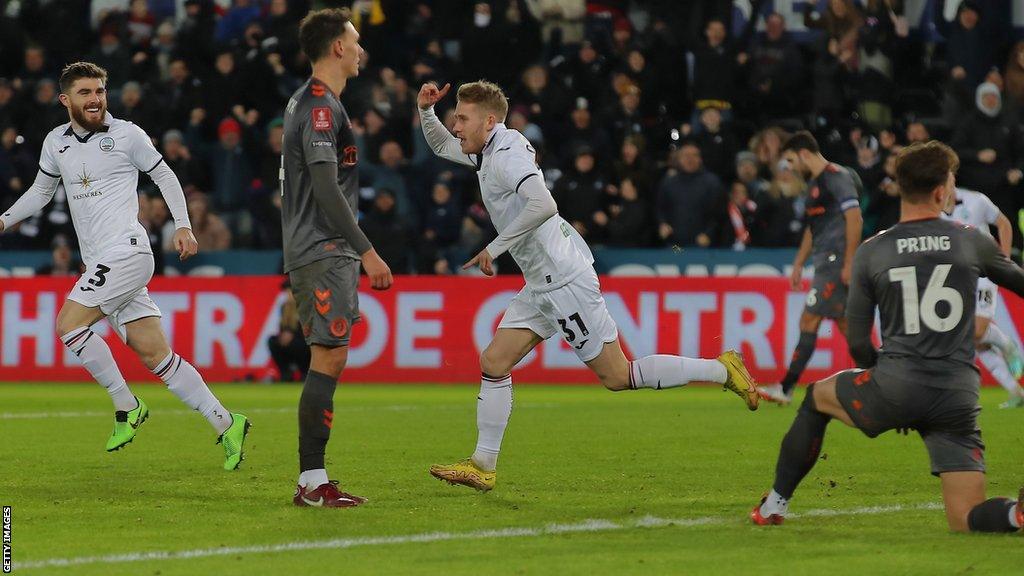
left=806, top=288, right=818, bottom=307
left=557, top=312, right=589, bottom=343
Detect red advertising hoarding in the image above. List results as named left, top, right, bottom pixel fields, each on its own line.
left=0, top=276, right=1021, bottom=384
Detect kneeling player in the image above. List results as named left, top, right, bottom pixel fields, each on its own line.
left=417, top=80, right=759, bottom=492
left=751, top=142, right=1024, bottom=532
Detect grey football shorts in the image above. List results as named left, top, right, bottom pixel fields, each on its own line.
left=289, top=257, right=361, bottom=347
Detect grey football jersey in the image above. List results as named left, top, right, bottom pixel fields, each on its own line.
left=805, top=164, right=861, bottom=269
left=281, top=78, right=360, bottom=273
left=847, top=218, right=1024, bottom=389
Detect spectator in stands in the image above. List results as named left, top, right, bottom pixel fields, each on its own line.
left=187, top=192, right=231, bottom=251
left=690, top=18, right=741, bottom=118
left=691, top=106, right=739, bottom=183
left=88, top=28, right=131, bottom=90
left=749, top=127, right=786, bottom=180
left=21, top=79, right=64, bottom=155
left=656, top=142, right=723, bottom=248
left=563, top=40, right=610, bottom=111
left=111, top=81, right=161, bottom=136
left=362, top=189, right=414, bottom=274
left=852, top=136, right=887, bottom=236
left=138, top=194, right=169, bottom=274
left=513, top=64, right=570, bottom=145
left=267, top=280, right=310, bottom=382
left=606, top=83, right=644, bottom=150
left=177, top=0, right=217, bottom=74
left=736, top=150, right=770, bottom=198
left=804, top=0, right=863, bottom=70
left=553, top=145, right=609, bottom=242
left=186, top=114, right=256, bottom=238
left=721, top=181, right=758, bottom=250
left=0, top=78, right=17, bottom=131
left=562, top=98, right=612, bottom=167
left=864, top=146, right=903, bottom=235
left=35, top=235, right=81, bottom=276
left=17, top=45, right=51, bottom=93
left=1005, top=41, right=1024, bottom=112
left=751, top=164, right=804, bottom=247
left=251, top=118, right=284, bottom=249
left=0, top=126, right=30, bottom=206
left=613, top=135, right=654, bottom=199
left=951, top=82, right=1023, bottom=197
left=905, top=121, right=931, bottom=144
left=525, top=0, right=585, bottom=55
left=935, top=0, right=1005, bottom=124
left=506, top=106, right=544, bottom=149
left=202, top=50, right=244, bottom=127
left=602, top=177, right=649, bottom=247
left=420, top=181, right=464, bottom=272
left=747, top=12, right=804, bottom=120
left=126, top=0, right=157, bottom=48
left=217, top=0, right=261, bottom=44
left=162, top=129, right=206, bottom=192
left=362, top=140, right=417, bottom=227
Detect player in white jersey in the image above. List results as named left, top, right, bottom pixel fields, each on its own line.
left=944, top=187, right=1024, bottom=407
left=417, top=81, right=760, bottom=491
left=0, top=62, right=250, bottom=468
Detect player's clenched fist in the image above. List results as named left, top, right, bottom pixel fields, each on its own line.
left=173, top=227, right=199, bottom=260
left=361, top=248, right=393, bottom=290
left=418, top=82, right=451, bottom=110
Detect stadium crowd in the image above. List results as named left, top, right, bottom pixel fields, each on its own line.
left=1, top=0, right=1023, bottom=275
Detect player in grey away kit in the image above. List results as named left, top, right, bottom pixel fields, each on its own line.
left=751, top=141, right=1024, bottom=533
left=761, top=131, right=863, bottom=405
left=282, top=8, right=392, bottom=508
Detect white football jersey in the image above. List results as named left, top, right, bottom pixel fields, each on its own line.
left=420, top=109, right=594, bottom=292
left=945, top=187, right=999, bottom=238
left=39, top=112, right=157, bottom=265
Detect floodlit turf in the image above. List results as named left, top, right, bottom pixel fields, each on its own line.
left=1, top=382, right=1023, bottom=575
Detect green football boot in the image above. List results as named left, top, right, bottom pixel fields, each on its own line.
left=106, top=396, right=149, bottom=452
left=217, top=413, right=251, bottom=470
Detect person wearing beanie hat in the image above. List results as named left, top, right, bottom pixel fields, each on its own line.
left=951, top=80, right=1024, bottom=250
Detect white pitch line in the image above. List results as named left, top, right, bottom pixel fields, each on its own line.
left=13, top=502, right=944, bottom=571
left=0, top=402, right=561, bottom=421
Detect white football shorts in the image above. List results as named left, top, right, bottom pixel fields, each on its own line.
left=498, top=270, right=618, bottom=362
left=67, top=252, right=162, bottom=341
left=975, top=277, right=998, bottom=320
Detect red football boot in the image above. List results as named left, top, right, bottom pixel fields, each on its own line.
left=750, top=494, right=785, bottom=526
left=293, top=481, right=367, bottom=508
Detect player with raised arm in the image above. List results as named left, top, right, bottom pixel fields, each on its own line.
left=417, top=80, right=759, bottom=492
left=283, top=9, right=393, bottom=508
left=0, top=62, right=250, bottom=468
left=759, top=131, right=864, bottom=406
left=751, top=141, right=1024, bottom=533
left=943, top=187, right=1024, bottom=408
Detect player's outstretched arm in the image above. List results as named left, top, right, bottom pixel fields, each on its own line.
left=417, top=83, right=476, bottom=167
left=0, top=169, right=60, bottom=233
left=309, top=161, right=392, bottom=290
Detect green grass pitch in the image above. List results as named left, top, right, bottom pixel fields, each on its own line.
left=1, top=382, right=1022, bottom=575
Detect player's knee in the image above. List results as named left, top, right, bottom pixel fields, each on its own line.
left=310, top=345, right=347, bottom=377
left=479, top=348, right=512, bottom=378
left=55, top=316, right=79, bottom=338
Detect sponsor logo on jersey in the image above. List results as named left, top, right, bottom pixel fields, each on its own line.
left=72, top=165, right=100, bottom=190
left=312, top=107, right=332, bottom=131
left=99, top=136, right=115, bottom=152
left=311, top=140, right=333, bottom=147
left=342, top=145, right=358, bottom=167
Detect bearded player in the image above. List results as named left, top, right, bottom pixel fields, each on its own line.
left=418, top=80, right=760, bottom=492
left=0, top=62, right=250, bottom=468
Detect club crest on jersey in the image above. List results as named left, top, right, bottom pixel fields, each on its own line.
left=99, top=136, right=115, bottom=152
left=312, top=107, right=333, bottom=131
left=342, top=145, right=358, bottom=166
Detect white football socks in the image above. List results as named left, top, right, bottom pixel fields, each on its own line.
left=471, top=373, right=513, bottom=471
left=628, top=355, right=727, bottom=390
left=979, top=349, right=1023, bottom=397
left=981, top=323, right=1014, bottom=357
left=299, top=468, right=329, bottom=490
left=153, top=351, right=232, bottom=434
left=760, top=489, right=789, bottom=517
left=61, top=327, right=137, bottom=412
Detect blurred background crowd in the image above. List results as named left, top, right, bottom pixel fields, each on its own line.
left=1, top=0, right=1023, bottom=276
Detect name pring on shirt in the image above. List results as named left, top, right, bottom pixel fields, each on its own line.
left=895, top=235, right=951, bottom=254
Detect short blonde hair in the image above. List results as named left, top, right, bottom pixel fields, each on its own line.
left=457, top=80, right=509, bottom=121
